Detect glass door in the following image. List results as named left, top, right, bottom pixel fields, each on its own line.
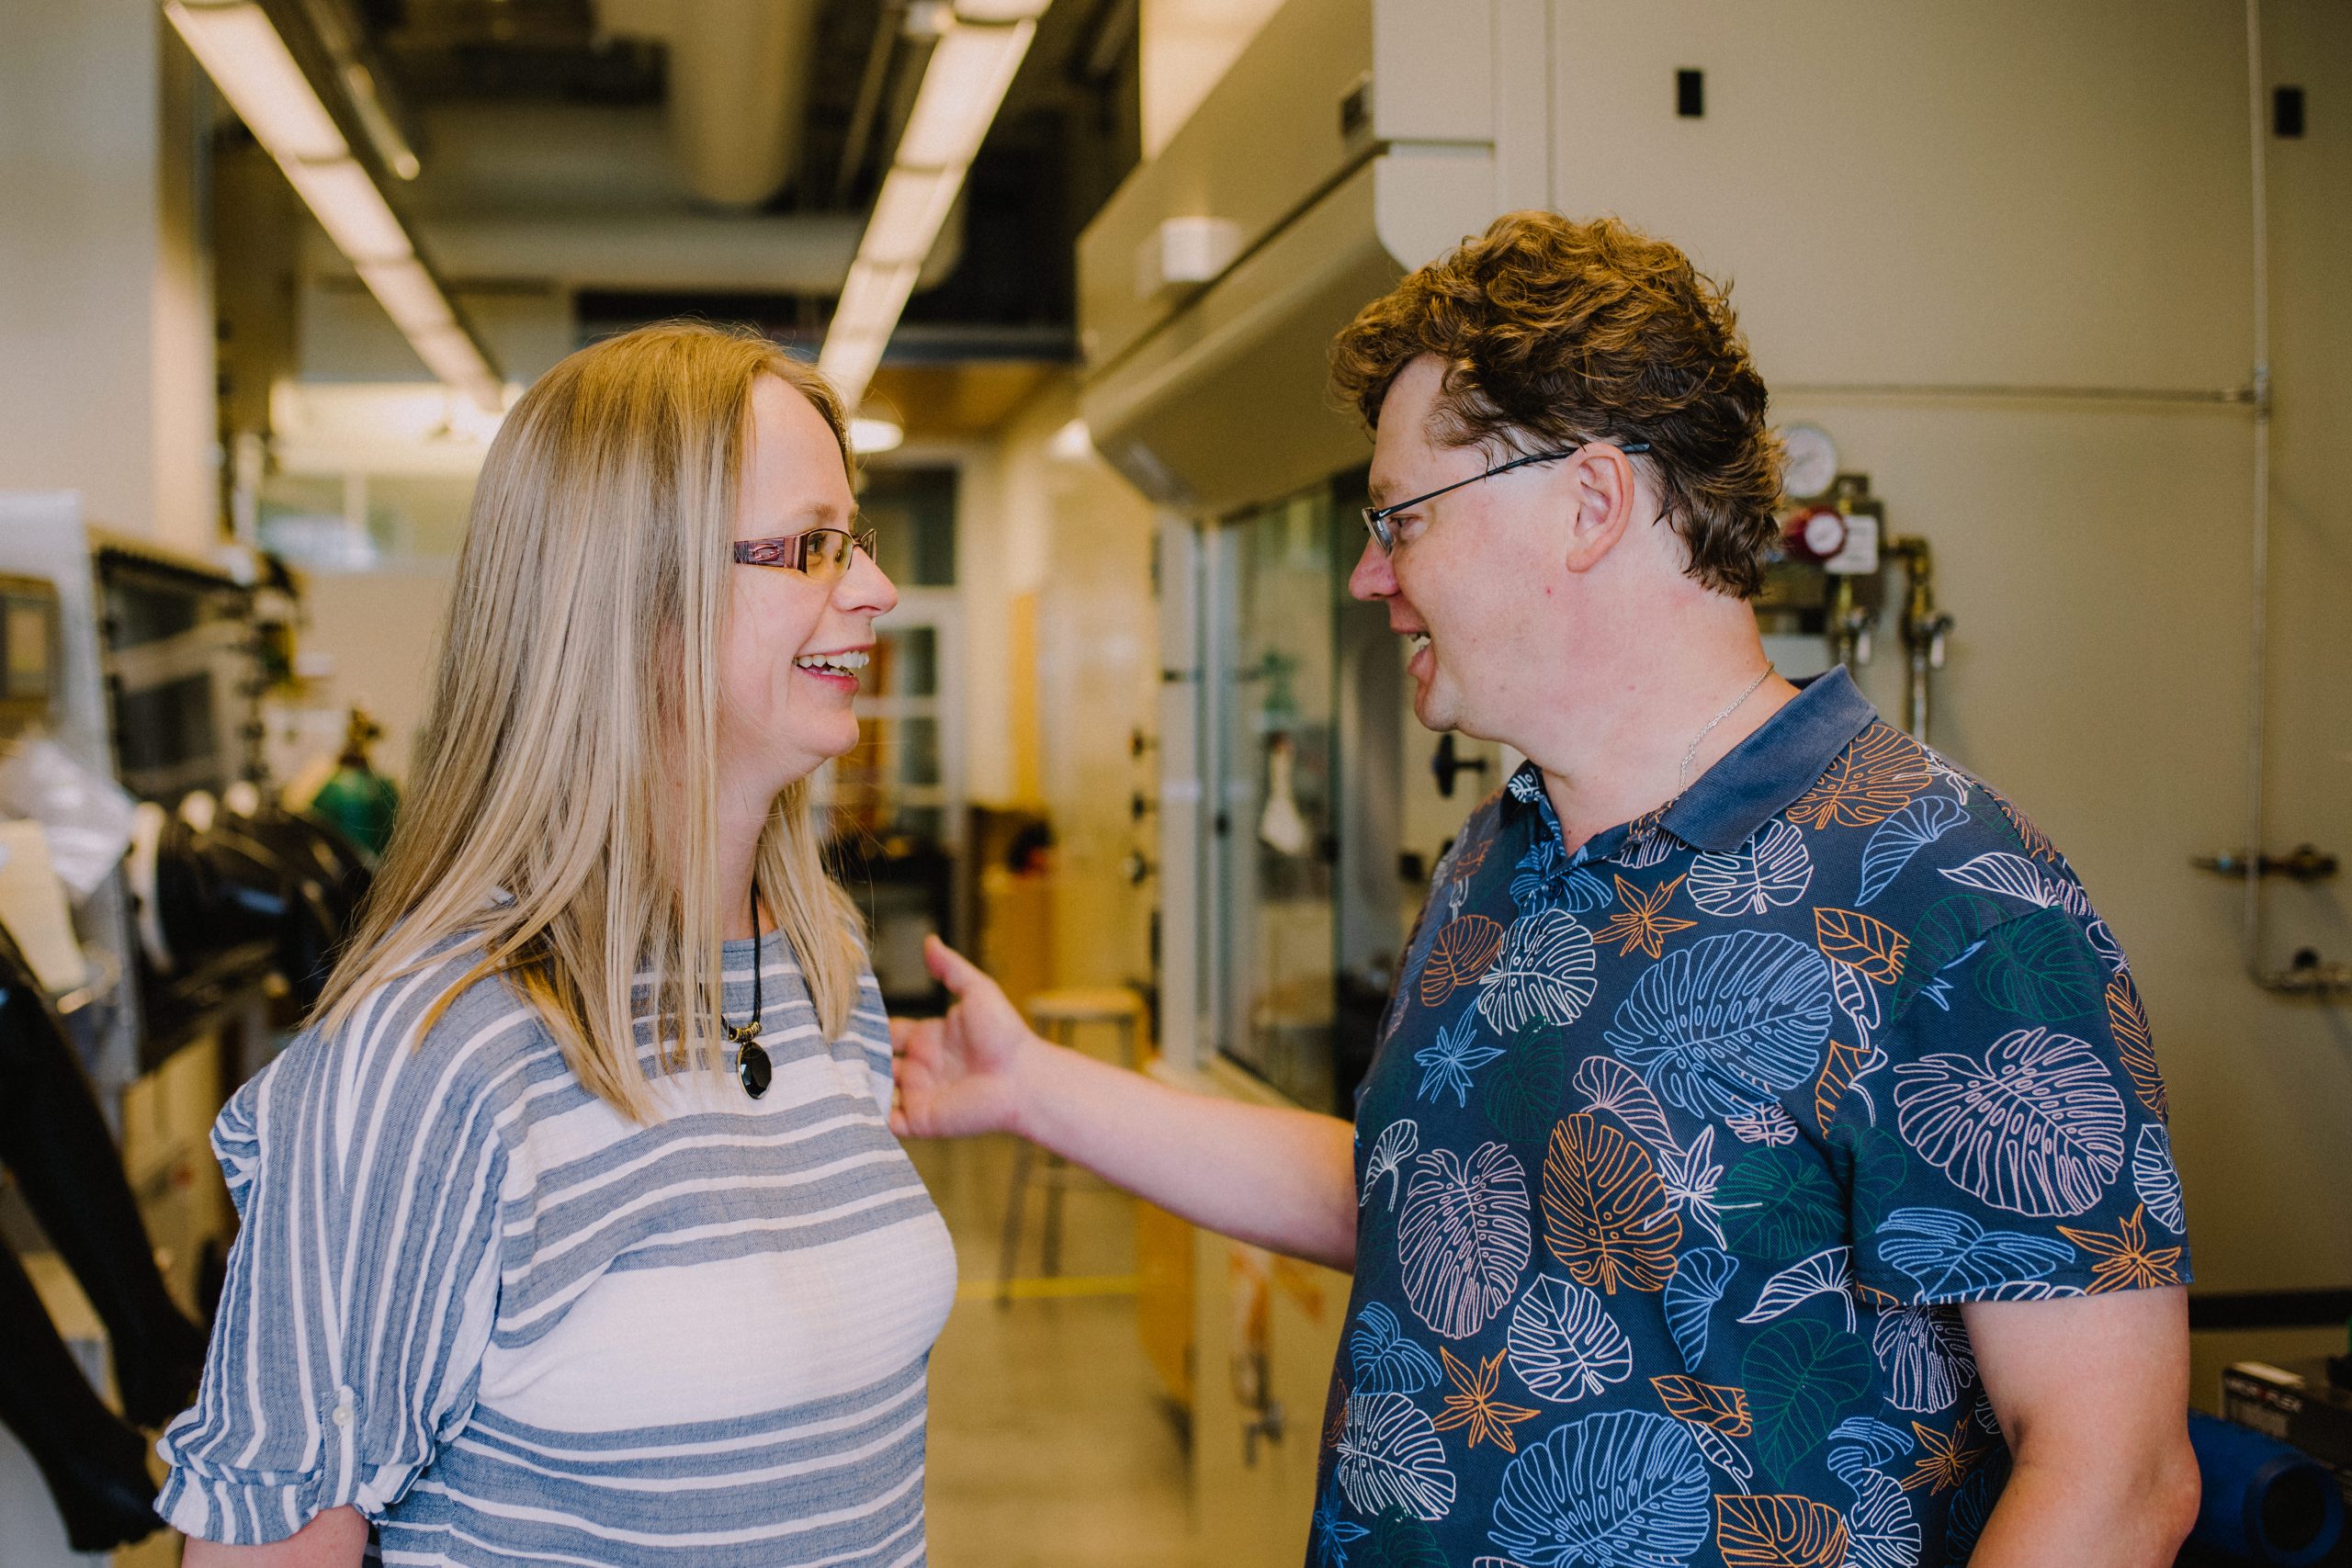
left=1209, top=486, right=1340, bottom=1110
left=1200, top=472, right=1504, bottom=1114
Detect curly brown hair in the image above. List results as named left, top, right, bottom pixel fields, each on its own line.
left=1330, top=212, right=1781, bottom=598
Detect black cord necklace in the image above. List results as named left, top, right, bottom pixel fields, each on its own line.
left=727, top=881, right=772, bottom=1099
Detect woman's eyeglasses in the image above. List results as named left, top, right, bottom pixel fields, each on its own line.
left=732, top=527, right=877, bottom=582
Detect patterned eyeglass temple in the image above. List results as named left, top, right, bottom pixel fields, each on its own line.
left=732, top=527, right=877, bottom=578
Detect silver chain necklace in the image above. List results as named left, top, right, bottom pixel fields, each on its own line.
left=1676, top=663, right=1776, bottom=795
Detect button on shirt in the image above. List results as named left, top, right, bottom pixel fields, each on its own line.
left=1311, top=669, right=2187, bottom=1568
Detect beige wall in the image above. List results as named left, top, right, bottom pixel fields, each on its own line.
left=951, top=384, right=1163, bottom=991
left=297, top=562, right=458, bottom=785
left=0, top=0, right=216, bottom=552
left=1138, top=0, right=1290, bottom=158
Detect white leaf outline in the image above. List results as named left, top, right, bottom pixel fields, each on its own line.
left=1736, top=1246, right=1857, bottom=1331
left=1396, top=1142, right=1533, bottom=1337
left=1362, top=1119, right=1419, bottom=1211
left=1572, top=1055, right=1679, bottom=1153
left=1871, top=1304, right=1978, bottom=1413
left=1477, top=909, right=1600, bottom=1034
left=1488, top=1410, right=1712, bottom=1568
left=1572, top=1055, right=1727, bottom=1247
left=1857, top=794, right=1971, bottom=906
left=1689, top=818, right=1815, bottom=917
left=2133, top=1123, right=2187, bottom=1233
left=1831, top=956, right=1884, bottom=1047
left=1842, top=1463, right=1923, bottom=1568
left=1654, top=1125, right=1728, bottom=1248
left=1939, top=851, right=2057, bottom=908
left=1606, top=929, right=1835, bottom=1119
left=1892, top=1027, right=2129, bottom=1218
left=1685, top=1421, right=1755, bottom=1487
left=1506, top=1273, right=1634, bottom=1404
left=1334, top=1393, right=1457, bottom=1521
left=1724, top=1102, right=1804, bottom=1146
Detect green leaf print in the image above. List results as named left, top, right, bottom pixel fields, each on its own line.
left=1717, top=1149, right=1843, bottom=1266
left=1891, top=893, right=2007, bottom=1014
left=1743, top=1317, right=1875, bottom=1482
left=1849, top=1126, right=1910, bottom=1238
left=1973, top=907, right=2104, bottom=1020
left=1361, top=1507, right=1449, bottom=1568
left=1484, top=1031, right=1570, bottom=1144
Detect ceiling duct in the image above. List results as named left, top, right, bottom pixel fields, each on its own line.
left=377, top=104, right=959, bottom=296
left=593, top=0, right=824, bottom=210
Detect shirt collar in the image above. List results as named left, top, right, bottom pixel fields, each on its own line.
left=1501, top=665, right=1880, bottom=857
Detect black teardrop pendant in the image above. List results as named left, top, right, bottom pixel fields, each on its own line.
left=734, top=1033, right=772, bottom=1100
left=729, top=881, right=771, bottom=1098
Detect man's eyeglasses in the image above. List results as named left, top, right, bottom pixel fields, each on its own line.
left=1360, top=441, right=1650, bottom=554
left=732, top=527, right=876, bottom=582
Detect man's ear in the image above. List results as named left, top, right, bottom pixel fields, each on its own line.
left=1561, top=445, right=1643, bottom=574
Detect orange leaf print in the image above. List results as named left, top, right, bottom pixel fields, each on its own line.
left=1652, top=1374, right=1753, bottom=1436
left=2057, top=1203, right=2185, bottom=1293
left=1787, top=726, right=1934, bottom=830
left=1815, top=908, right=1906, bottom=985
left=1990, top=787, right=2059, bottom=862
left=1715, top=1495, right=1852, bottom=1568
left=2107, top=973, right=2166, bottom=1121
left=1596, top=874, right=1698, bottom=961
left=1540, top=1113, right=1681, bottom=1294
left=1900, top=1416, right=1991, bottom=1495
left=1813, top=1039, right=1878, bottom=1137
left=1419, top=914, right=1505, bottom=1007
left=1851, top=1281, right=1901, bottom=1314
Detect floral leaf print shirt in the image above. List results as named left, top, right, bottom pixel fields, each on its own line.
left=1312, top=669, right=2187, bottom=1568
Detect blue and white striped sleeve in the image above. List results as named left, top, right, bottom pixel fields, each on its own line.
left=157, top=968, right=523, bottom=1546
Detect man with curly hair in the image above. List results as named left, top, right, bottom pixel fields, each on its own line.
left=895, top=213, right=2198, bottom=1567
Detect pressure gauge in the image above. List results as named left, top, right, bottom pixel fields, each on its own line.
left=1799, top=506, right=1849, bottom=558
left=1780, top=423, right=1838, bottom=502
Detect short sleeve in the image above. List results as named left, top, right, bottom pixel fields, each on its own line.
left=156, top=984, right=515, bottom=1545
left=1836, top=903, right=2190, bottom=1307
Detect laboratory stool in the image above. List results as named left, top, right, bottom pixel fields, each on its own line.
left=996, top=987, right=1144, bottom=1304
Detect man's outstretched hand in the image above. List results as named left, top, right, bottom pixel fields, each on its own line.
left=888, top=935, right=1033, bottom=1140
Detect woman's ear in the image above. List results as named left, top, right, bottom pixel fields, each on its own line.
left=1560, top=445, right=1643, bottom=575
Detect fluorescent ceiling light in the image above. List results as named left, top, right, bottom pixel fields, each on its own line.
left=953, top=0, right=1052, bottom=18
left=898, top=20, right=1035, bottom=169
left=863, top=167, right=966, bottom=266
left=851, top=418, right=905, bottom=455
left=819, top=331, right=891, bottom=401
left=409, top=325, right=502, bottom=412
left=163, top=1, right=347, bottom=162
left=281, top=158, right=412, bottom=263
left=355, top=258, right=453, bottom=334
left=834, top=259, right=923, bottom=331
left=820, top=17, right=1037, bottom=403
left=166, top=0, right=501, bottom=410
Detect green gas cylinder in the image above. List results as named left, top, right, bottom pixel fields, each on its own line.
left=310, top=708, right=399, bottom=857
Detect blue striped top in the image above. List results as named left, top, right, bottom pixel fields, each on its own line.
left=157, top=928, right=958, bottom=1566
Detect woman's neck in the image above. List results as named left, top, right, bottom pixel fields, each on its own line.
left=718, top=784, right=770, bottom=941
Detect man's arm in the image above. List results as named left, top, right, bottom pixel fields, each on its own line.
left=1960, top=1287, right=2200, bottom=1567
left=891, top=938, right=1359, bottom=1271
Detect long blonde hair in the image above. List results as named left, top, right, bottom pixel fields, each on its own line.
left=314, top=321, right=867, bottom=1119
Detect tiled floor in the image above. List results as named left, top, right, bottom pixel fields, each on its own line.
left=911, top=1133, right=1202, bottom=1568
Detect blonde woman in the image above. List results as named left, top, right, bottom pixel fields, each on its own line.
left=158, top=323, right=956, bottom=1566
